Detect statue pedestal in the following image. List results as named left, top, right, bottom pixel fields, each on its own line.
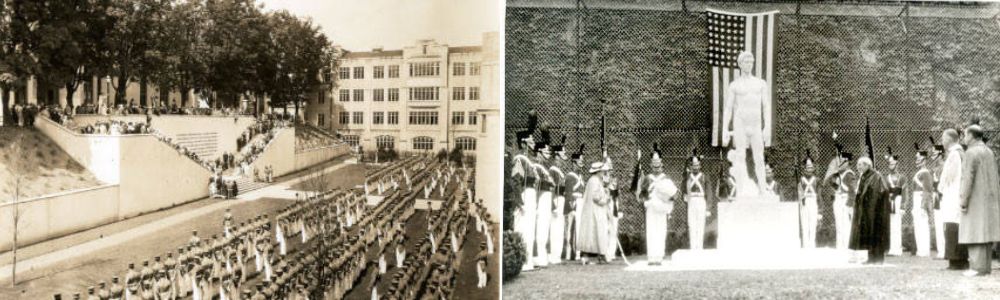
left=717, top=199, right=800, bottom=250
left=660, top=197, right=866, bottom=270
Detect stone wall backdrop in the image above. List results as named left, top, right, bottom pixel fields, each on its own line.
left=505, top=5, right=1000, bottom=253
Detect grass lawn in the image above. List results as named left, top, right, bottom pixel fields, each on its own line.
left=503, top=254, right=1000, bottom=299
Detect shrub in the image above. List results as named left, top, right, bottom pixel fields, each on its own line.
left=619, top=232, right=645, bottom=256
left=448, top=147, right=464, bottom=165
left=435, top=148, right=448, bottom=162
left=503, top=230, right=527, bottom=281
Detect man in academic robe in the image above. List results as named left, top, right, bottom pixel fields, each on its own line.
left=883, top=148, right=905, bottom=256
left=912, top=145, right=935, bottom=257
left=576, top=161, right=611, bottom=264
left=634, top=149, right=677, bottom=265
left=958, top=125, right=1000, bottom=276
left=938, top=128, right=968, bottom=270
left=798, top=152, right=820, bottom=249
left=848, top=156, right=891, bottom=264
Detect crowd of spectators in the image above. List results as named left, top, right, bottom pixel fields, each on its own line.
left=78, top=120, right=151, bottom=135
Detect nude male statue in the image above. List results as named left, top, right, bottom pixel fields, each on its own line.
left=721, top=51, right=772, bottom=198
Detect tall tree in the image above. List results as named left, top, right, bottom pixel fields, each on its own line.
left=156, top=0, right=207, bottom=108
left=103, top=0, right=166, bottom=106
left=5, top=0, right=106, bottom=109
left=267, top=10, right=335, bottom=119
left=202, top=0, right=262, bottom=109
left=0, top=0, right=16, bottom=125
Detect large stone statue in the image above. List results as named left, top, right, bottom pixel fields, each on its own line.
left=722, top=51, right=772, bottom=198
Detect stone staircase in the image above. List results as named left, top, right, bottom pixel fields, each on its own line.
left=235, top=176, right=270, bottom=195
left=174, top=132, right=219, bottom=160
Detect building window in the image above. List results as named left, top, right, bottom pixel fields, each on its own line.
left=452, top=111, right=464, bottom=125
left=456, top=137, right=476, bottom=151
left=388, top=111, right=399, bottom=125
left=339, top=67, right=350, bottom=79
left=412, top=136, right=434, bottom=151
left=452, top=87, right=465, bottom=101
left=339, top=90, right=350, bottom=102
left=408, top=111, right=438, bottom=125
left=352, top=111, right=363, bottom=124
left=376, top=135, right=395, bottom=150
left=353, top=66, right=364, bottom=79
left=318, top=90, right=326, bottom=104
left=409, top=62, right=439, bottom=77
left=469, top=87, right=480, bottom=100
left=353, top=89, right=364, bottom=102
left=318, top=114, right=326, bottom=126
left=409, top=87, right=439, bottom=101
left=453, top=62, right=465, bottom=76
left=373, top=112, right=384, bottom=125
left=388, top=65, right=399, bottom=78
left=344, top=135, right=360, bottom=147
left=470, top=62, right=481, bottom=75
left=468, top=112, right=478, bottom=125
left=339, top=111, right=350, bottom=124
left=374, top=66, right=385, bottom=79
left=388, top=88, right=399, bottom=102
left=373, top=89, right=384, bottom=102
left=323, top=71, right=332, bottom=83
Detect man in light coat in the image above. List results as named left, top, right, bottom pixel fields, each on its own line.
left=576, top=162, right=612, bottom=264
left=938, top=129, right=968, bottom=270
left=958, top=124, right=1000, bottom=276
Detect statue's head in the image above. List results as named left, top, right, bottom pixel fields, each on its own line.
left=737, top=51, right=755, bottom=73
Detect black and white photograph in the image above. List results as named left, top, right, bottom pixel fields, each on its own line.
left=504, top=0, right=1000, bottom=298
left=0, top=0, right=502, bottom=299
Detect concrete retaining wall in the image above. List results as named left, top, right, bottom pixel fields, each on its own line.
left=0, top=185, right=120, bottom=252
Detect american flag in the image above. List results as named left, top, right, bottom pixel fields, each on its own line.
left=708, top=8, right=777, bottom=147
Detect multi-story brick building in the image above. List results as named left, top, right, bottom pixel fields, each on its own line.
left=306, top=32, right=499, bottom=155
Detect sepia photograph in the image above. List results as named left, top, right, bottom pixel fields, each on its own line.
left=0, top=0, right=502, bottom=299
left=504, top=0, right=1000, bottom=299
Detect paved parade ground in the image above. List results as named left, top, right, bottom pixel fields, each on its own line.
left=0, top=159, right=366, bottom=299
left=502, top=255, right=1000, bottom=299
left=0, top=156, right=500, bottom=299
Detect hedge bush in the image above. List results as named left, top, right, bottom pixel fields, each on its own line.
left=503, top=230, right=527, bottom=281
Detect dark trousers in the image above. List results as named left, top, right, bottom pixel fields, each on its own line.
left=944, top=222, right=969, bottom=269
left=868, top=249, right=885, bottom=263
